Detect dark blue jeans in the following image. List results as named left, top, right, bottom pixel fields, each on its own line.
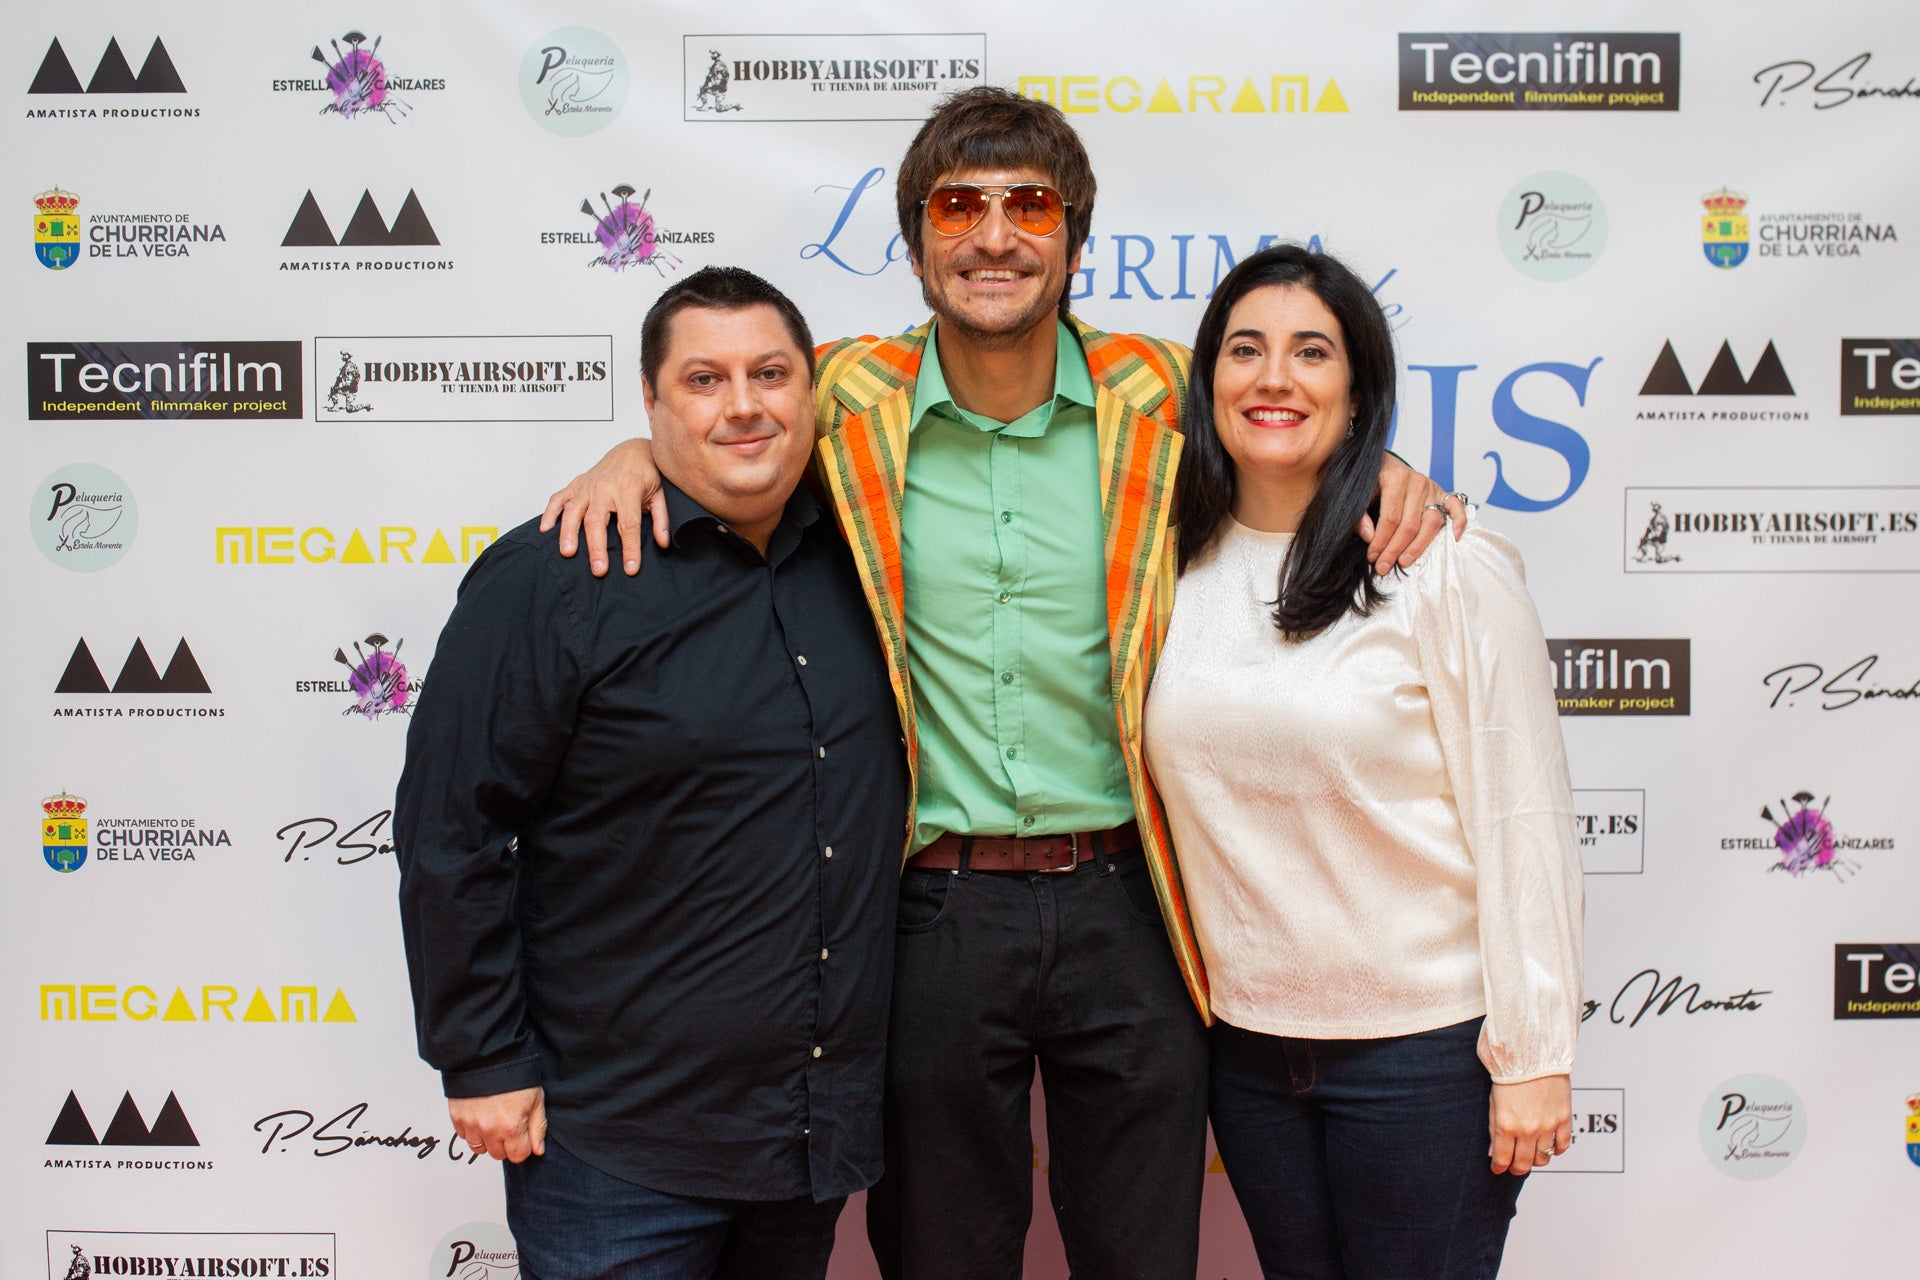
left=504, top=1137, right=847, bottom=1280
left=1210, top=1016, right=1525, bottom=1280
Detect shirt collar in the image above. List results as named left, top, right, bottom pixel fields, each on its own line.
left=910, top=319, right=1095, bottom=439
left=661, top=475, right=821, bottom=549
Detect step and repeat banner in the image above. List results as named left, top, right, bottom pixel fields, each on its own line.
left=5, top=1, right=1917, bottom=1277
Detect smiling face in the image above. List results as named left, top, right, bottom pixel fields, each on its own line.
left=1211, top=284, right=1356, bottom=498
left=642, top=303, right=814, bottom=541
left=911, top=165, right=1080, bottom=350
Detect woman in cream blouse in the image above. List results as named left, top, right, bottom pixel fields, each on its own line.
left=1145, top=244, right=1583, bottom=1280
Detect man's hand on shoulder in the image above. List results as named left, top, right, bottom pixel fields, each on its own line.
left=1358, top=452, right=1468, bottom=574
left=540, top=438, right=669, bottom=578
left=449, top=1085, right=547, bottom=1163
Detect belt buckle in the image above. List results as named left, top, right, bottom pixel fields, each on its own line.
left=1032, top=831, right=1080, bottom=873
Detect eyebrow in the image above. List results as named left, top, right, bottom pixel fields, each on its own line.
left=675, top=349, right=797, bottom=372
left=1226, top=327, right=1338, bottom=346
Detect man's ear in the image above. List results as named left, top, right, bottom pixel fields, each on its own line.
left=641, top=376, right=657, bottom=415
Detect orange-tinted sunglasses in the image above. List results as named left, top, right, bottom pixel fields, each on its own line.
left=921, top=183, right=1071, bottom=238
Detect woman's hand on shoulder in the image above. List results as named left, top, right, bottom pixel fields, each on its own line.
left=1488, top=1075, right=1571, bottom=1175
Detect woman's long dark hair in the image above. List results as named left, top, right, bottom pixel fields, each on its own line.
left=1176, top=244, right=1399, bottom=641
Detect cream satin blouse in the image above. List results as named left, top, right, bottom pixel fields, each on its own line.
left=1144, top=519, right=1583, bottom=1083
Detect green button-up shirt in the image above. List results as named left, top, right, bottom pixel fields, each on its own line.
left=901, top=321, right=1135, bottom=851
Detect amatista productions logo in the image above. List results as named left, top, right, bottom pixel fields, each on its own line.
left=1834, top=944, right=1920, bottom=1020
left=1625, top=486, right=1920, bottom=574
left=273, top=29, right=447, bottom=120
left=34, top=186, right=80, bottom=269
left=1636, top=339, right=1799, bottom=417
left=1700, top=1075, right=1806, bottom=1180
left=28, top=341, right=301, bottom=421
left=1841, top=338, right=1920, bottom=416
left=47, top=1234, right=335, bottom=1280
left=1546, top=638, right=1689, bottom=716
left=1721, top=790, right=1894, bottom=882
left=1399, top=33, right=1679, bottom=111
left=1013, top=64, right=1344, bottom=116
left=540, top=184, right=714, bottom=275
left=25, top=36, right=197, bottom=120
left=216, top=522, right=499, bottom=567
left=47, top=1090, right=199, bottom=1149
left=39, top=982, right=357, bottom=1024
left=313, top=336, right=612, bottom=423
left=279, top=188, right=450, bottom=272
left=688, top=33, right=986, bottom=122
left=57, top=637, right=210, bottom=696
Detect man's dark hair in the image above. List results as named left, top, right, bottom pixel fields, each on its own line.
left=894, top=86, right=1096, bottom=320
left=639, top=266, right=816, bottom=388
left=1176, top=244, right=1400, bottom=641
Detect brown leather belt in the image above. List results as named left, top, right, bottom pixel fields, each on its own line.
left=905, top=821, right=1141, bottom=874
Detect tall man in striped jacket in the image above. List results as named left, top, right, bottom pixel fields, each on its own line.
left=543, top=87, right=1458, bottom=1279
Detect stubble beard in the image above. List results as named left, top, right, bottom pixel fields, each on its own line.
left=921, top=274, right=1060, bottom=353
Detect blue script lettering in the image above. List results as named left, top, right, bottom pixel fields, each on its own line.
left=799, top=166, right=908, bottom=276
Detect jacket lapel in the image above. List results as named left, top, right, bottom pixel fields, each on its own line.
left=1074, top=320, right=1186, bottom=696
left=811, top=323, right=930, bottom=759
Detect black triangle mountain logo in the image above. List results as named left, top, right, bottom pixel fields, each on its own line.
left=56, top=638, right=211, bottom=694
left=47, top=1091, right=198, bottom=1147
left=1639, top=340, right=1794, bottom=396
left=283, top=190, right=440, bottom=247
left=29, top=37, right=185, bottom=94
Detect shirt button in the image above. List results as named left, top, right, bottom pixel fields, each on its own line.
left=821, top=948, right=830, bottom=960
left=1022, top=815, right=1035, bottom=827
left=997, top=591, right=1012, bottom=604
left=1000, top=511, right=1013, bottom=524
left=716, top=522, right=730, bottom=534
left=1001, top=671, right=1015, bottom=684
left=1006, top=746, right=1018, bottom=760
left=818, top=746, right=827, bottom=759
left=824, top=846, right=834, bottom=859
left=812, top=1046, right=823, bottom=1059
left=796, top=654, right=808, bottom=666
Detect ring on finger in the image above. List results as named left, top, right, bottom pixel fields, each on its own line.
left=1423, top=501, right=1450, bottom=514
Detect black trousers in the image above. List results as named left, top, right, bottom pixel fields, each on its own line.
left=865, top=849, right=1209, bottom=1280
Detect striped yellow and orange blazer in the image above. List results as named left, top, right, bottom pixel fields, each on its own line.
left=809, top=315, right=1212, bottom=1022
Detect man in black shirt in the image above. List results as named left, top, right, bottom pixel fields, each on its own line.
left=395, top=267, right=908, bottom=1280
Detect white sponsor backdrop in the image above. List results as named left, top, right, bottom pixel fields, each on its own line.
left=5, top=1, right=1918, bottom=1277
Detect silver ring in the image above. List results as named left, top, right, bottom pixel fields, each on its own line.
left=1424, top=502, right=1450, bottom=514
left=1449, top=491, right=1472, bottom=508
left=1536, top=1149, right=1553, bottom=1160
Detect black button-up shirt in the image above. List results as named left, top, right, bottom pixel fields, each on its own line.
left=395, top=480, right=907, bottom=1202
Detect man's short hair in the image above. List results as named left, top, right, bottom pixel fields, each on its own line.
left=639, top=266, right=816, bottom=389
left=894, top=86, right=1096, bottom=319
